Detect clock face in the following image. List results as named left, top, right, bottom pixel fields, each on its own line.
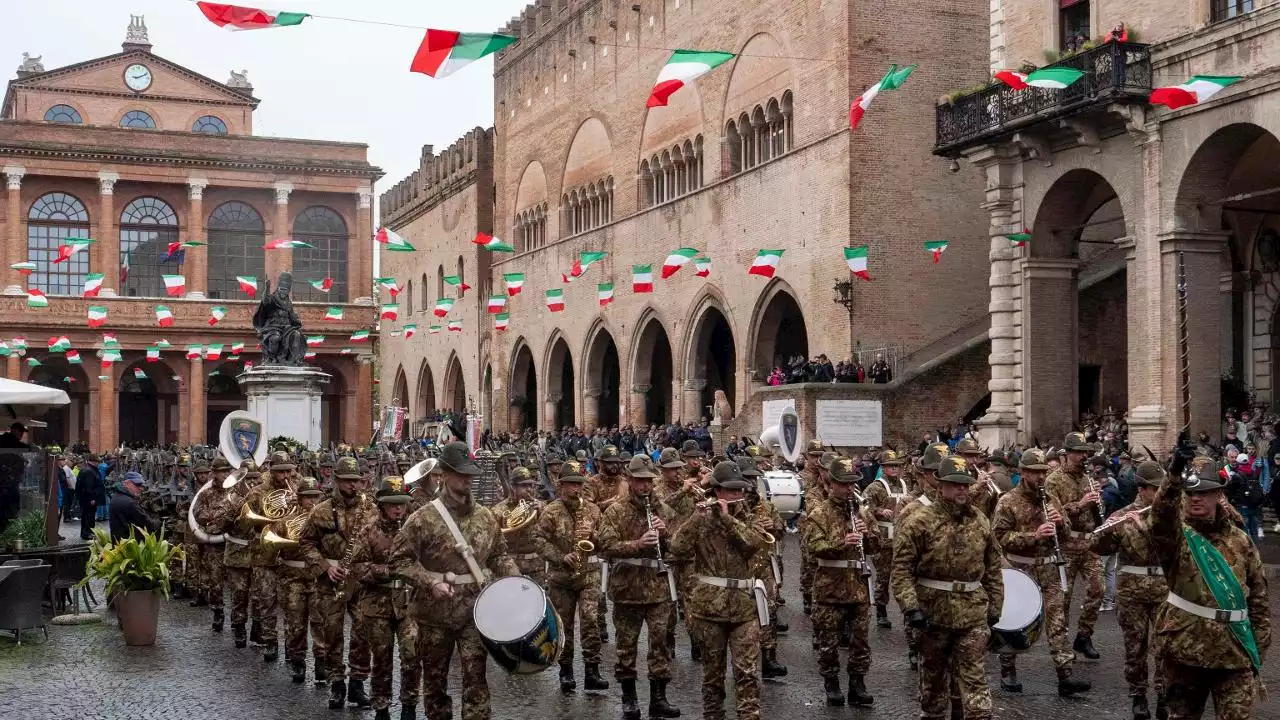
left=124, top=64, right=152, bottom=92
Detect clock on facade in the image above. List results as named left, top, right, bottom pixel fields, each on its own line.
left=124, top=64, right=152, bottom=92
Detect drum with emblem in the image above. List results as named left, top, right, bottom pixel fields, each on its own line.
left=987, top=568, right=1043, bottom=654
left=473, top=575, right=563, bottom=674
left=758, top=470, right=803, bottom=519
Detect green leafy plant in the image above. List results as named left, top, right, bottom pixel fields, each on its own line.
left=79, top=527, right=183, bottom=598
left=0, top=510, right=47, bottom=551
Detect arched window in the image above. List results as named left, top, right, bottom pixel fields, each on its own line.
left=405, top=280, right=414, bottom=315
left=207, top=201, right=265, bottom=300
left=291, top=206, right=348, bottom=302
left=192, top=115, right=228, bottom=135
left=420, top=272, right=429, bottom=311
left=43, top=105, right=82, bottom=124
left=726, top=120, right=742, bottom=175
left=120, top=197, right=180, bottom=298
left=27, top=192, right=90, bottom=296
left=455, top=256, right=465, bottom=298
left=640, top=161, right=654, bottom=208
left=437, top=265, right=445, bottom=301
left=120, top=110, right=156, bottom=129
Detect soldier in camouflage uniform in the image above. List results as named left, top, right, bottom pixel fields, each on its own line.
left=543, top=452, right=564, bottom=500
left=957, top=438, right=1003, bottom=520
left=863, top=449, right=909, bottom=629
left=407, top=459, right=440, bottom=513
left=390, top=442, right=519, bottom=720
left=1150, top=459, right=1270, bottom=720
left=193, top=456, right=235, bottom=632
left=670, top=460, right=771, bottom=720
left=277, top=476, right=325, bottom=684
left=537, top=460, right=610, bottom=694
left=894, top=443, right=948, bottom=671
left=176, top=461, right=209, bottom=604
left=317, top=456, right=335, bottom=493
left=804, top=457, right=881, bottom=706
left=300, top=456, right=377, bottom=709
left=491, top=466, right=546, bottom=584
left=596, top=455, right=680, bottom=720
left=221, top=461, right=262, bottom=649
left=990, top=449, right=1090, bottom=696
left=738, top=456, right=788, bottom=679
left=352, top=476, right=420, bottom=720
left=1045, top=432, right=1104, bottom=659
left=242, top=451, right=297, bottom=662
left=652, top=447, right=700, bottom=661
left=798, top=440, right=830, bottom=615
left=1092, top=460, right=1168, bottom=720
left=892, top=456, right=1004, bottom=720
left=588, top=445, right=627, bottom=509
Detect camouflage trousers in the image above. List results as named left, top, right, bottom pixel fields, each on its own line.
left=666, top=564, right=695, bottom=657
left=1117, top=598, right=1164, bottom=698
left=510, top=554, right=546, bottom=588
left=799, top=546, right=814, bottom=599
left=813, top=602, right=871, bottom=677
left=225, top=565, right=252, bottom=626
left=282, top=577, right=324, bottom=665
left=180, top=541, right=201, bottom=592
left=198, top=544, right=224, bottom=610
left=758, top=572, right=780, bottom=651
left=919, top=625, right=992, bottom=720
left=250, top=566, right=279, bottom=646
left=366, top=614, right=420, bottom=711
left=548, top=573, right=603, bottom=666
left=873, top=543, right=893, bottom=608
left=688, top=617, right=761, bottom=720
left=418, top=595, right=492, bottom=720
left=613, top=601, right=673, bottom=681
left=999, top=563, right=1073, bottom=672
left=1162, top=660, right=1256, bottom=720
left=318, top=586, right=371, bottom=680
left=1064, top=551, right=1102, bottom=636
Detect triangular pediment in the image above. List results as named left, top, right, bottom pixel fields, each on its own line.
left=10, top=50, right=257, bottom=106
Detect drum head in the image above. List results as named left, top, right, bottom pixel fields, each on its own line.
left=994, top=568, right=1043, bottom=631
left=474, top=576, right=547, bottom=643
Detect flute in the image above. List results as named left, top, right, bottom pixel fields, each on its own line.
left=1090, top=506, right=1151, bottom=536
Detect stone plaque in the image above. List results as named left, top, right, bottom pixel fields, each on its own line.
left=816, top=399, right=882, bottom=447
left=761, top=399, right=793, bottom=435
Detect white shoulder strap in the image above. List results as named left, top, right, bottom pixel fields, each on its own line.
left=430, top=497, right=488, bottom=584
left=919, top=495, right=933, bottom=507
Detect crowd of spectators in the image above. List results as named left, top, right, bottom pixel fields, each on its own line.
left=766, top=353, right=893, bottom=386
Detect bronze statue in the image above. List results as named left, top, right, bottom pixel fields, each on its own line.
left=252, top=271, right=306, bottom=366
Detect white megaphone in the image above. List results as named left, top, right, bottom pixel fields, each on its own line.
left=759, top=405, right=803, bottom=464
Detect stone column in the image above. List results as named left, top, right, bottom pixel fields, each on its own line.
left=352, top=185, right=373, bottom=303
left=190, top=358, right=207, bottom=444
left=99, top=369, right=117, bottom=451
left=343, top=389, right=358, bottom=443
left=629, top=384, right=650, bottom=427
left=507, top=394, right=525, bottom=433
left=177, top=367, right=190, bottom=446
left=681, top=379, right=706, bottom=425
left=544, top=393, right=562, bottom=431
left=97, top=171, right=120, bottom=297
left=1159, top=231, right=1229, bottom=442
left=582, top=389, right=600, bottom=432
left=6, top=354, right=18, bottom=380
left=2, top=166, right=25, bottom=295
left=1021, top=257, right=1079, bottom=442
left=186, top=178, right=208, bottom=299
left=355, top=357, right=373, bottom=441
left=268, top=181, right=292, bottom=282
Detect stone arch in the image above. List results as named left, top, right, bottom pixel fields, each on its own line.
left=630, top=310, right=675, bottom=426
left=1030, top=168, right=1129, bottom=259
left=509, top=337, right=538, bottom=432
left=482, top=363, right=494, bottom=430
left=416, top=358, right=437, bottom=420
left=26, top=356, right=90, bottom=446
left=391, top=365, right=409, bottom=415
left=118, top=357, right=181, bottom=445
left=544, top=332, right=576, bottom=429
left=583, top=319, right=622, bottom=430
left=561, top=117, right=614, bottom=194
left=721, top=33, right=793, bottom=126
left=683, top=292, right=739, bottom=422
left=514, top=160, right=548, bottom=214
left=443, top=352, right=467, bottom=414
left=748, top=278, right=809, bottom=377
left=1174, top=123, right=1280, bottom=233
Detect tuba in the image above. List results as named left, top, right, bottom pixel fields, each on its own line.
left=191, top=411, right=268, bottom=544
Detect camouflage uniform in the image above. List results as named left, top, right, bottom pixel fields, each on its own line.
left=863, top=451, right=910, bottom=617
left=1149, top=465, right=1271, bottom=720
left=892, top=456, right=1004, bottom=720
left=798, top=444, right=827, bottom=609
left=1044, top=435, right=1104, bottom=642
left=276, top=496, right=326, bottom=680
left=221, top=467, right=263, bottom=645
left=956, top=439, right=1000, bottom=520
left=745, top=486, right=786, bottom=669
left=243, top=458, right=296, bottom=654
left=588, top=446, right=627, bottom=638
left=537, top=471, right=605, bottom=679
left=175, top=469, right=207, bottom=599
left=491, top=468, right=547, bottom=584
left=192, top=470, right=233, bottom=620
left=670, top=461, right=770, bottom=720
left=653, top=448, right=700, bottom=660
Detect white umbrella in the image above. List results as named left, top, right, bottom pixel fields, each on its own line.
left=0, top=376, right=70, bottom=425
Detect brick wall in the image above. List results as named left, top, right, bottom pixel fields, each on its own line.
left=1078, top=270, right=1128, bottom=415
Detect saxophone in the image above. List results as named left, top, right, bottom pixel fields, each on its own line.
left=568, top=500, right=595, bottom=572
left=333, top=499, right=373, bottom=602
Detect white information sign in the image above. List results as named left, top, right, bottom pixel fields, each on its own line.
left=761, top=399, right=794, bottom=435
left=817, top=399, right=883, bottom=447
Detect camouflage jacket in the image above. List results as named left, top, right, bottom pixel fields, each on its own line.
left=1092, top=498, right=1167, bottom=604
left=894, top=484, right=937, bottom=525
left=991, top=482, right=1071, bottom=591
left=220, top=481, right=263, bottom=568
left=670, top=504, right=769, bottom=623
left=192, top=483, right=233, bottom=539
left=746, top=495, right=784, bottom=581
left=863, top=474, right=912, bottom=523
left=537, top=496, right=603, bottom=588
left=802, top=496, right=882, bottom=604
left=1149, top=481, right=1271, bottom=670
left=587, top=472, right=625, bottom=508
left=654, top=477, right=700, bottom=563
left=968, top=475, right=1002, bottom=520
left=990, top=467, right=1014, bottom=492
left=242, top=479, right=293, bottom=568
left=351, top=516, right=412, bottom=620
left=273, top=505, right=315, bottom=582
left=891, top=499, right=1004, bottom=629
left=801, top=466, right=826, bottom=506
left=596, top=493, right=676, bottom=605
left=300, top=494, right=377, bottom=584
left=1045, top=465, right=1100, bottom=551
left=492, top=497, right=547, bottom=573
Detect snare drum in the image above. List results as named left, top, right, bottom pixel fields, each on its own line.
left=760, top=471, right=803, bottom=518
left=988, top=568, right=1043, bottom=654
left=473, top=575, right=564, bottom=674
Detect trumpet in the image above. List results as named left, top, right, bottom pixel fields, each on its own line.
left=1090, top=506, right=1151, bottom=536
left=695, top=497, right=747, bottom=512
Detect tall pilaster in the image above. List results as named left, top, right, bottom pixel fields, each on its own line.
left=355, top=356, right=373, bottom=441
left=629, top=384, right=651, bottom=427
left=353, top=185, right=373, bottom=303
left=1159, top=231, right=1230, bottom=442
left=1021, top=258, right=1080, bottom=442
left=99, top=368, right=117, bottom=451
left=186, top=178, right=208, bottom=299
left=268, top=181, right=292, bottom=282
left=3, top=166, right=25, bottom=295
left=97, top=171, right=120, bottom=297
left=681, top=379, right=706, bottom=425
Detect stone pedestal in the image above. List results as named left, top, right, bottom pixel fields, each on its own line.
left=237, top=365, right=331, bottom=449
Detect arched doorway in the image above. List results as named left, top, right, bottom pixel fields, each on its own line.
left=119, top=359, right=179, bottom=446
left=416, top=360, right=436, bottom=422
left=632, top=316, right=673, bottom=425
left=510, top=341, right=537, bottom=431
left=390, top=366, right=409, bottom=441
left=444, top=354, right=467, bottom=414
left=751, top=280, right=809, bottom=377
left=546, top=336, right=575, bottom=429
left=584, top=325, right=621, bottom=429
left=27, top=358, right=89, bottom=446
left=205, top=362, right=246, bottom=445
left=687, top=304, right=736, bottom=422
left=315, top=360, right=345, bottom=444
left=482, top=365, right=494, bottom=430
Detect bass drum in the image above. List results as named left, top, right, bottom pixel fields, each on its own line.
left=759, top=471, right=803, bottom=519
left=473, top=575, right=564, bottom=674
left=988, top=568, right=1043, bottom=654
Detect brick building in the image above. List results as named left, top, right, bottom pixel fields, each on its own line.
left=380, top=0, right=999, bottom=446
left=937, top=0, right=1280, bottom=449
left=0, top=17, right=380, bottom=449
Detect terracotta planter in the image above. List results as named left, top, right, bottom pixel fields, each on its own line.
left=116, top=589, right=160, bottom=646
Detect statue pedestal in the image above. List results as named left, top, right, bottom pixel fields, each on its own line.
left=237, top=365, right=331, bottom=449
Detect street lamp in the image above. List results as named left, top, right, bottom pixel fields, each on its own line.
left=832, top=277, right=855, bottom=361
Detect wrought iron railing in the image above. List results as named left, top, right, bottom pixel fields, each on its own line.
left=935, top=41, right=1152, bottom=154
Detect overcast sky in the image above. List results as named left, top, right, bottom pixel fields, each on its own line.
left=6, top=0, right=529, bottom=212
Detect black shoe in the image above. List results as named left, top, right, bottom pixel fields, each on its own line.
left=374, top=709, right=391, bottom=720
left=689, top=643, right=702, bottom=662
left=211, top=609, right=224, bottom=633
left=559, top=663, right=576, bottom=693
left=290, top=661, right=306, bottom=683
left=824, top=676, right=845, bottom=707
left=263, top=649, right=278, bottom=663
left=950, top=702, right=964, bottom=720
left=777, top=596, right=786, bottom=605
left=1155, top=697, right=1168, bottom=720
left=761, top=649, right=788, bottom=679
left=584, top=662, right=610, bottom=691
left=848, top=674, right=874, bottom=706
left=1073, top=633, right=1100, bottom=660
left=774, top=619, right=789, bottom=633
left=1132, top=695, right=1151, bottom=720
left=875, top=604, right=892, bottom=629
left=191, top=594, right=208, bottom=608
left=648, top=678, right=680, bottom=718
left=328, top=680, right=347, bottom=710
left=233, top=624, right=247, bottom=649
left=314, top=666, right=328, bottom=685
left=802, top=593, right=812, bottom=615
left=908, top=650, right=919, bottom=671
left=249, top=623, right=262, bottom=646
left=347, top=679, right=372, bottom=708
left=1000, top=668, right=1022, bottom=693
left=620, top=678, right=641, bottom=720
left=1057, top=668, right=1091, bottom=697
left=399, top=707, right=416, bottom=720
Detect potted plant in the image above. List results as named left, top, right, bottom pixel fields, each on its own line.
left=80, top=527, right=183, bottom=646
left=0, top=510, right=47, bottom=553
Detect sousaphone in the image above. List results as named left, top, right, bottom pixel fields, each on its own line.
left=189, top=411, right=269, bottom=543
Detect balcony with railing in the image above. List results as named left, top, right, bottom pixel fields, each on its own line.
left=935, top=41, right=1152, bottom=155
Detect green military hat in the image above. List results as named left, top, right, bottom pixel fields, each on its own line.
left=806, top=438, right=825, bottom=456
left=510, top=466, right=537, bottom=485
left=545, top=451, right=564, bottom=465
left=335, top=456, right=362, bottom=480
left=177, top=453, right=191, bottom=468
left=829, top=457, right=861, bottom=484
left=438, top=442, right=482, bottom=476
left=575, top=449, right=589, bottom=462
left=558, top=460, right=587, bottom=482
left=296, top=476, right=324, bottom=497
left=657, top=448, right=686, bottom=469
left=879, top=449, right=905, bottom=466
left=243, top=461, right=261, bottom=480
left=819, top=451, right=839, bottom=470
left=620, top=451, right=633, bottom=462
left=211, top=456, right=233, bottom=472
left=598, top=445, right=623, bottom=463
left=319, top=457, right=336, bottom=469
left=937, top=456, right=976, bottom=485
left=1019, top=448, right=1050, bottom=471
left=735, top=455, right=762, bottom=479
left=1135, top=461, right=1165, bottom=488
left=396, top=452, right=411, bottom=467
left=193, top=460, right=212, bottom=474
left=955, top=437, right=982, bottom=455
left=1062, top=432, right=1094, bottom=452
left=626, top=454, right=657, bottom=478
left=680, top=439, right=704, bottom=458
left=710, top=460, right=750, bottom=490
left=375, top=476, right=412, bottom=504
left=268, top=450, right=295, bottom=471
left=987, top=450, right=1011, bottom=467
left=1184, top=465, right=1224, bottom=494
left=919, top=443, right=949, bottom=471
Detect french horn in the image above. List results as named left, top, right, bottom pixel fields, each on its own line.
left=499, top=499, right=539, bottom=535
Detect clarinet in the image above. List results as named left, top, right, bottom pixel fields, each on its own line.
left=1040, top=487, right=1069, bottom=592
left=849, top=500, right=874, bottom=602
left=642, top=495, right=666, bottom=573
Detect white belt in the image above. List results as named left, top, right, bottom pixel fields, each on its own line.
left=695, top=576, right=770, bottom=627
left=918, top=578, right=981, bottom=593
left=1005, top=554, right=1055, bottom=566
left=1165, top=592, right=1246, bottom=622
left=282, top=560, right=306, bottom=569
left=1119, top=565, right=1164, bottom=576
left=584, top=555, right=603, bottom=566
left=610, top=558, right=677, bottom=601
left=816, top=558, right=869, bottom=571
left=615, top=558, right=667, bottom=570
left=511, top=553, right=542, bottom=561
left=226, top=535, right=249, bottom=546
left=876, top=521, right=895, bottom=539
left=423, top=570, right=479, bottom=586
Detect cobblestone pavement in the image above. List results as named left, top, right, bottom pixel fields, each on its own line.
left=3, top=531, right=1277, bottom=720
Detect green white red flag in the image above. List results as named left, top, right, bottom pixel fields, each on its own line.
left=844, top=246, right=870, bottom=281
left=208, top=306, right=228, bottom=326
left=49, top=337, right=71, bottom=352
left=155, top=339, right=171, bottom=349
left=53, top=238, right=93, bottom=263
left=748, top=250, right=784, bottom=278
left=309, top=277, right=333, bottom=293
left=994, top=67, right=1084, bottom=90
left=924, top=240, right=949, bottom=263
left=598, top=282, right=614, bottom=307
left=661, top=248, right=699, bottom=278
left=1006, top=230, right=1031, bottom=247
left=134, top=368, right=147, bottom=380
left=503, top=273, right=525, bottom=296
left=264, top=239, right=313, bottom=250
left=647, top=50, right=735, bottom=108
left=231, top=342, right=244, bottom=354
left=206, top=344, right=223, bottom=360
left=380, top=304, right=399, bottom=321
left=26, top=358, right=40, bottom=368
left=1149, top=75, right=1242, bottom=109
left=473, top=233, right=514, bottom=252
left=487, top=295, right=506, bottom=313
left=146, top=346, right=160, bottom=361
left=324, top=307, right=344, bottom=321
left=570, top=251, right=608, bottom=278
left=694, top=257, right=711, bottom=277
left=633, top=265, right=654, bottom=292
left=376, top=277, right=400, bottom=298
left=447, top=319, right=463, bottom=332
left=376, top=227, right=416, bottom=252
left=162, top=274, right=186, bottom=297
left=27, top=289, right=48, bottom=308
left=196, top=2, right=309, bottom=30
left=850, top=64, right=916, bottom=131
left=409, top=29, right=517, bottom=78
left=403, top=324, right=417, bottom=339
left=237, top=275, right=257, bottom=297
left=546, top=289, right=564, bottom=312
left=186, top=345, right=202, bottom=360
left=88, top=305, right=108, bottom=328
left=156, top=306, right=174, bottom=327
left=306, top=335, right=324, bottom=347
left=10, top=262, right=35, bottom=275
left=433, top=298, right=454, bottom=317
left=444, top=275, right=471, bottom=292
left=83, top=273, right=105, bottom=297
left=350, top=330, right=370, bottom=342
left=304, top=351, right=316, bottom=361
left=66, top=350, right=81, bottom=364
left=494, top=313, right=510, bottom=331
left=427, top=326, right=442, bottom=335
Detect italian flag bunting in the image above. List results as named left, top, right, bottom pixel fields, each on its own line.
left=487, top=295, right=507, bottom=313
left=647, top=50, right=735, bottom=108
left=1006, top=230, right=1031, bottom=247
left=503, top=272, right=525, bottom=296
left=206, top=344, right=223, bottom=360
left=598, top=282, right=614, bottom=307
left=380, top=304, right=399, bottom=321
left=662, top=248, right=699, bottom=278
left=87, top=305, right=108, bottom=328
left=494, top=313, right=510, bottom=331
left=237, top=275, right=257, bottom=297
left=66, top=350, right=81, bottom=364
left=155, top=305, right=174, bottom=327
left=324, top=307, right=344, bottom=321
left=10, top=261, right=35, bottom=275
left=83, top=273, right=105, bottom=297
left=376, top=277, right=400, bottom=298
left=26, top=358, right=40, bottom=368
left=155, top=339, right=171, bottom=348
left=264, top=239, right=314, bottom=250
left=447, top=319, right=463, bottom=332
left=162, top=274, right=186, bottom=297
left=845, top=246, right=871, bottom=281
left=570, top=251, right=608, bottom=278
left=473, top=233, right=515, bottom=252
left=208, top=306, right=228, bottom=326
left=1150, top=75, right=1242, bottom=109
left=428, top=325, right=442, bottom=335
left=409, top=29, right=517, bottom=78
left=196, top=2, right=309, bottom=29
left=120, top=252, right=130, bottom=284
left=994, top=67, right=1084, bottom=90
left=850, top=63, right=916, bottom=131
left=101, top=334, right=118, bottom=349
left=186, top=345, right=202, bottom=360
left=376, top=227, right=416, bottom=252
left=350, top=330, right=370, bottom=342
left=0, top=341, right=8, bottom=357
left=27, top=289, right=48, bottom=308
left=924, top=240, right=949, bottom=263
left=12, top=338, right=26, bottom=350
left=403, top=324, right=417, bottom=339
left=433, top=298, right=454, bottom=317
left=49, top=336, right=71, bottom=352
left=146, top=346, right=160, bottom=361
left=306, top=335, right=324, bottom=347
left=633, top=265, right=654, bottom=293
left=231, top=342, right=244, bottom=355
left=309, top=277, right=333, bottom=293
left=305, top=351, right=317, bottom=360
left=545, top=289, right=565, bottom=312
left=748, top=250, right=784, bottom=278
left=694, top=257, right=711, bottom=277
left=133, top=368, right=147, bottom=380
left=54, top=238, right=93, bottom=263
left=444, top=275, right=471, bottom=292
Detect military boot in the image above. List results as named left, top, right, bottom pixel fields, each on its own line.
left=648, top=678, right=680, bottom=718
left=620, top=679, right=641, bottom=720
left=802, top=592, right=812, bottom=615
left=875, top=604, right=892, bottom=629
left=761, top=649, right=788, bottom=679
left=399, top=706, right=416, bottom=720
left=584, top=662, right=610, bottom=690
left=559, top=663, right=576, bottom=693
left=1073, top=632, right=1100, bottom=660
left=328, top=680, right=347, bottom=710
left=263, top=643, right=278, bottom=663
left=190, top=593, right=208, bottom=608
left=999, top=667, right=1022, bottom=693
left=374, top=709, right=391, bottom=720
left=289, top=661, right=306, bottom=683
left=774, top=617, right=789, bottom=633
left=249, top=622, right=263, bottom=647
left=823, top=676, right=845, bottom=706
left=689, top=643, right=702, bottom=662
left=347, top=679, right=372, bottom=708
left=1155, top=696, right=1168, bottom=720
left=848, top=673, right=874, bottom=706
left=950, top=701, right=964, bottom=720
left=907, top=650, right=919, bottom=671
left=1132, top=695, right=1151, bottom=720
left=211, top=608, right=224, bottom=633
left=313, top=666, right=328, bottom=684
left=1057, top=667, right=1091, bottom=697
left=233, top=624, right=247, bottom=648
